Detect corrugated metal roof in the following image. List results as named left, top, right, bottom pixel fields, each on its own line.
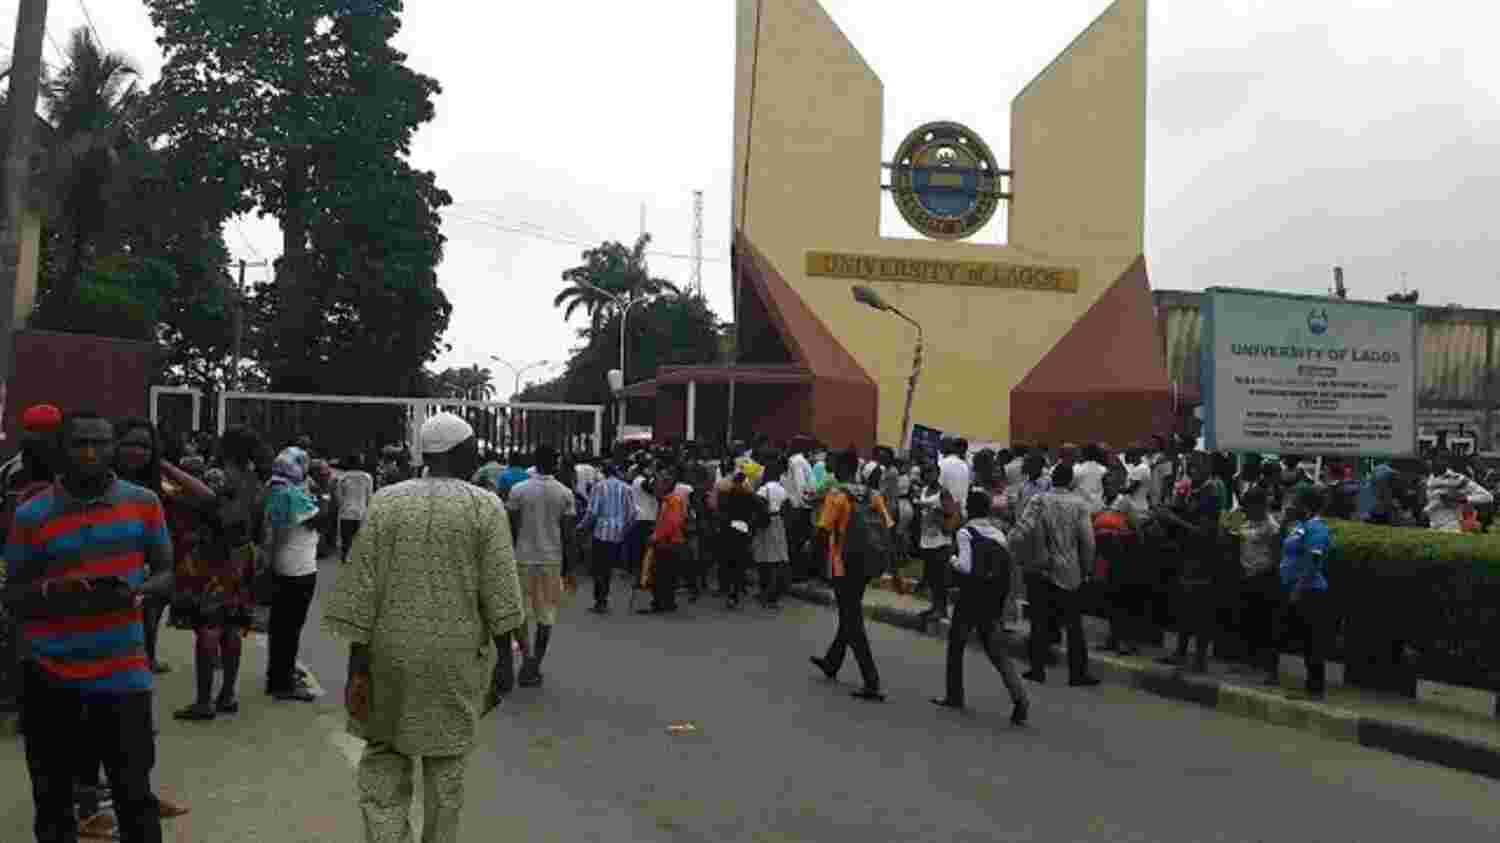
left=1161, top=305, right=1202, bottom=391
left=1419, top=319, right=1490, bottom=402
left=1151, top=293, right=1498, bottom=404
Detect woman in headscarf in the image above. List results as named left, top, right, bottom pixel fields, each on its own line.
left=263, top=446, right=324, bottom=701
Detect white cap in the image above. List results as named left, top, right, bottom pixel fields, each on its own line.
left=421, top=412, right=475, bottom=454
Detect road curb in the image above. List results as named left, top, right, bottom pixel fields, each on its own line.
left=786, top=582, right=1500, bottom=782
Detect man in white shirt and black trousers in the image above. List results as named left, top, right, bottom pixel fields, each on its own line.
left=783, top=436, right=818, bottom=583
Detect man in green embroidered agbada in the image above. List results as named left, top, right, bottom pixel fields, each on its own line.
left=323, top=413, right=523, bottom=843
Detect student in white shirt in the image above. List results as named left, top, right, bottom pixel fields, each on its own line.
left=1073, top=443, right=1109, bottom=516
left=753, top=457, right=792, bottom=607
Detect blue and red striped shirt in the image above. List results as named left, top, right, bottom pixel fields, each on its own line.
left=5, top=478, right=173, bottom=694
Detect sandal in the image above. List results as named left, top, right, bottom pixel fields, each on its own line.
left=157, top=795, right=190, bottom=818
left=77, top=812, right=119, bottom=840
left=215, top=696, right=241, bottom=714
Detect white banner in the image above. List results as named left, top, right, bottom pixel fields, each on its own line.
left=1203, top=288, right=1419, bottom=457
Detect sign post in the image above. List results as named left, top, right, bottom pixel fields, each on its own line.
left=1201, top=288, right=1420, bottom=458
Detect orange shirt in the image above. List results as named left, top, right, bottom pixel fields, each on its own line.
left=817, top=486, right=893, bottom=579
left=652, top=493, right=688, bottom=546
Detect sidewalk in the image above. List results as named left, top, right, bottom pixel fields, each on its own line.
left=788, top=578, right=1500, bottom=782
left=0, top=625, right=362, bottom=842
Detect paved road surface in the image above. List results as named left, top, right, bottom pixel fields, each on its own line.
left=5, top=564, right=1499, bottom=841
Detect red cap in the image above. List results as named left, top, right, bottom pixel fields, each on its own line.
left=21, top=404, right=62, bottom=433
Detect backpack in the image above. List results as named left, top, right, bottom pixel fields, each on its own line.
left=963, top=525, right=1011, bottom=584
left=841, top=487, right=893, bottom=578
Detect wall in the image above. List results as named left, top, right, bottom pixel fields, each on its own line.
left=4, top=330, right=154, bottom=454
left=733, top=0, right=1150, bottom=446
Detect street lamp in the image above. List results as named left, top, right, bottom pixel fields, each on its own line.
left=489, top=356, right=554, bottom=401
left=577, top=280, right=653, bottom=439
left=852, top=285, right=924, bottom=456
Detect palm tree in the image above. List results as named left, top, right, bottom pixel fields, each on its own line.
left=453, top=364, right=495, bottom=401
left=553, top=233, right=681, bottom=333
left=35, top=28, right=146, bottom=321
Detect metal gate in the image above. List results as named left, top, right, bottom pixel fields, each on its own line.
left=216, top=391, right=604, bottom=464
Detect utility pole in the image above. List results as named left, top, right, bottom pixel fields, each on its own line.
left=0, top=0, right=50, bottom=434
left=691, top=190, right=704, bottom=296
left=230, top=259, right=269, bottom=391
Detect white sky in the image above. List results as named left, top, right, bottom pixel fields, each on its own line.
left=14, top=1, right=1500, bottom=397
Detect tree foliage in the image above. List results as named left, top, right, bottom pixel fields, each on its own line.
left=553, top=235, right=680, bottom=331
left=146, top=0, right=451, bottom=395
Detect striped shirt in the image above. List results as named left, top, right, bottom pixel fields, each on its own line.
left=5, top=478, right=172, bottom=694
left=587, top=476, right=637, bottom=543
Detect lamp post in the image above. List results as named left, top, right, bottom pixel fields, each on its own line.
left=578, top=281, right=652, bottom=440
left=852, top=285, right=923, bottom=456
left=489, top=356, right=553, bottom=401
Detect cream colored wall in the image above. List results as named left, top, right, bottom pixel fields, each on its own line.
left=733, top=0, right=1148, bottom=447
left=13, top=210, right=41, bottom=324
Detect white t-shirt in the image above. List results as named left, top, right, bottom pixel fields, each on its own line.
left=1074, top=461, right=1107, bottom=515
left=632, top=476, right=659, bottom=522
left=758, top=481, right=788, bottom=514
left=784, top=453, right=815, bottom=509
left=939, top=454, right=971, bottom=504
left=574, top=463, right=600, bottom=499
left=335, top=470, right=375, bottom=521
left=275, top=516, right=321, bottom=577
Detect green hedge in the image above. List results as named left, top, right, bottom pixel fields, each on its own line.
left=1324, top=519, right=1500, bottom=578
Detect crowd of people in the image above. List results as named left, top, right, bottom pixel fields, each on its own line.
left=3, top=400, right=1496, bottom=842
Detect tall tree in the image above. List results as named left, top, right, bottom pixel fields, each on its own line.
left=553, top=235, right=680, bottom=332
left=147, top=0, right=450, bottom=394
left=30, top=28, right=146, bottom=327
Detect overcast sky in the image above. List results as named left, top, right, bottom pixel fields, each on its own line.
left=16, top=1, right=1500, bottom=397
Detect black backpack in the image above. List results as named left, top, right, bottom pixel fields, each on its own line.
left=964, top=525, right=1012, bottom=584
left=842, top=486, right=893, bottom=578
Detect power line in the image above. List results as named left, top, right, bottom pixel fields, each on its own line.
left=77, top=0, right=103, bottom=53
left=449, top=200, right=731, bottom=251
left=445, top=211, right=727, bottom=263
left=44, top=28, right=65, bottom=67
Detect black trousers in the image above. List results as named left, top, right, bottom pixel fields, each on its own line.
left=784, top=508, right=812, bottom=580
left=946, top=581, right=1027, bottom=706
left=1285, top=589, right=1333, bottom=693
left=142, top=597, right=166, bottom=667
left=626, top=521, right=655, bottom=578
left=652, top=544, right=683, bottom=610
left=339, top=519, right=363, bottom=560
left=757, top=563, right=788, bottom=604
left=267, top=572, right=317, bottom=692
left=824, top=575, right=880, bottom=690
left=922, top=545, right=951, bottom=612
left=1238, top=571, right=1284, bottom=675
left=591, top=539, right=625, bottom=607
left=1027, top=579, right=1089, bottom=681
left=720, top=534, right=752, bottom=600
left=22, top=664, right=161, bottom=843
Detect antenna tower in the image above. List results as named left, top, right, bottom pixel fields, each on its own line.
left=691, top=190, right=705, bottom=295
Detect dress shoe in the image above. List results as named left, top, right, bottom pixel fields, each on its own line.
left=1068, top=676, right=1102, bottom=688
left=850, top=687, right=886, bottom=702
left=929, top=697, right=965, bottom=711
left=1010, top=700, right=1030, bottom=726
left=271, top=686, right=317, bottom=702
left=809, top=656, right=838, bottom=681
left=1022, top=671, right=1047, bottom=684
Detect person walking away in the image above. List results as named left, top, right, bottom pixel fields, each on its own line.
left=1229, top=487, right=1282, bottom=684
left=628, top=463, right=659, bottom=580
left=1424, top=454, right=1492, bottom=533
left=324, top=412, right=523, bottom=843
left=336, top=455, right=376, bottom=563
left=1279, top=488, right=1334, bottom=699
left=5, top=411, right=177, bottom=843
left=784, top=437, right=818, bottom=584
left=809, top=449, right=894, bottom=701
left=504, top=445, right=575, bottom=687
left=642, top=467, right=689, bottom=614
left=753, top=458, right=791, bottom=608
left=470, top=451, right=504, bottom=494
left=717, top=469, right=758, bottom=609
left=170, top=427, right=267, bottom=722
left=582, top=463, right=636, bottom=613
left=495, top=453, right=531, bottom=501
left=1010, top=463, right=1100, bottom=687
left=262, top=448, right=322, bottom=702
left=1073, top=444, right=1109, bottom=516
left=931, top=491, right=1030, bottom=724
left=914, top=463, right=952, bottom=623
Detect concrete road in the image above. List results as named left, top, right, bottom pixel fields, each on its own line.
left=5, top=564, right=1499, bottom=841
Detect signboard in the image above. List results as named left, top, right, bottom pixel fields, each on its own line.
left=806, top=251, right=1078, bottom=294
left=1202, top=288, right=1419, bottom=457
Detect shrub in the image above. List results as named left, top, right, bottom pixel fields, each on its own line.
left=1325, top=519, right=1500, bottom=579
